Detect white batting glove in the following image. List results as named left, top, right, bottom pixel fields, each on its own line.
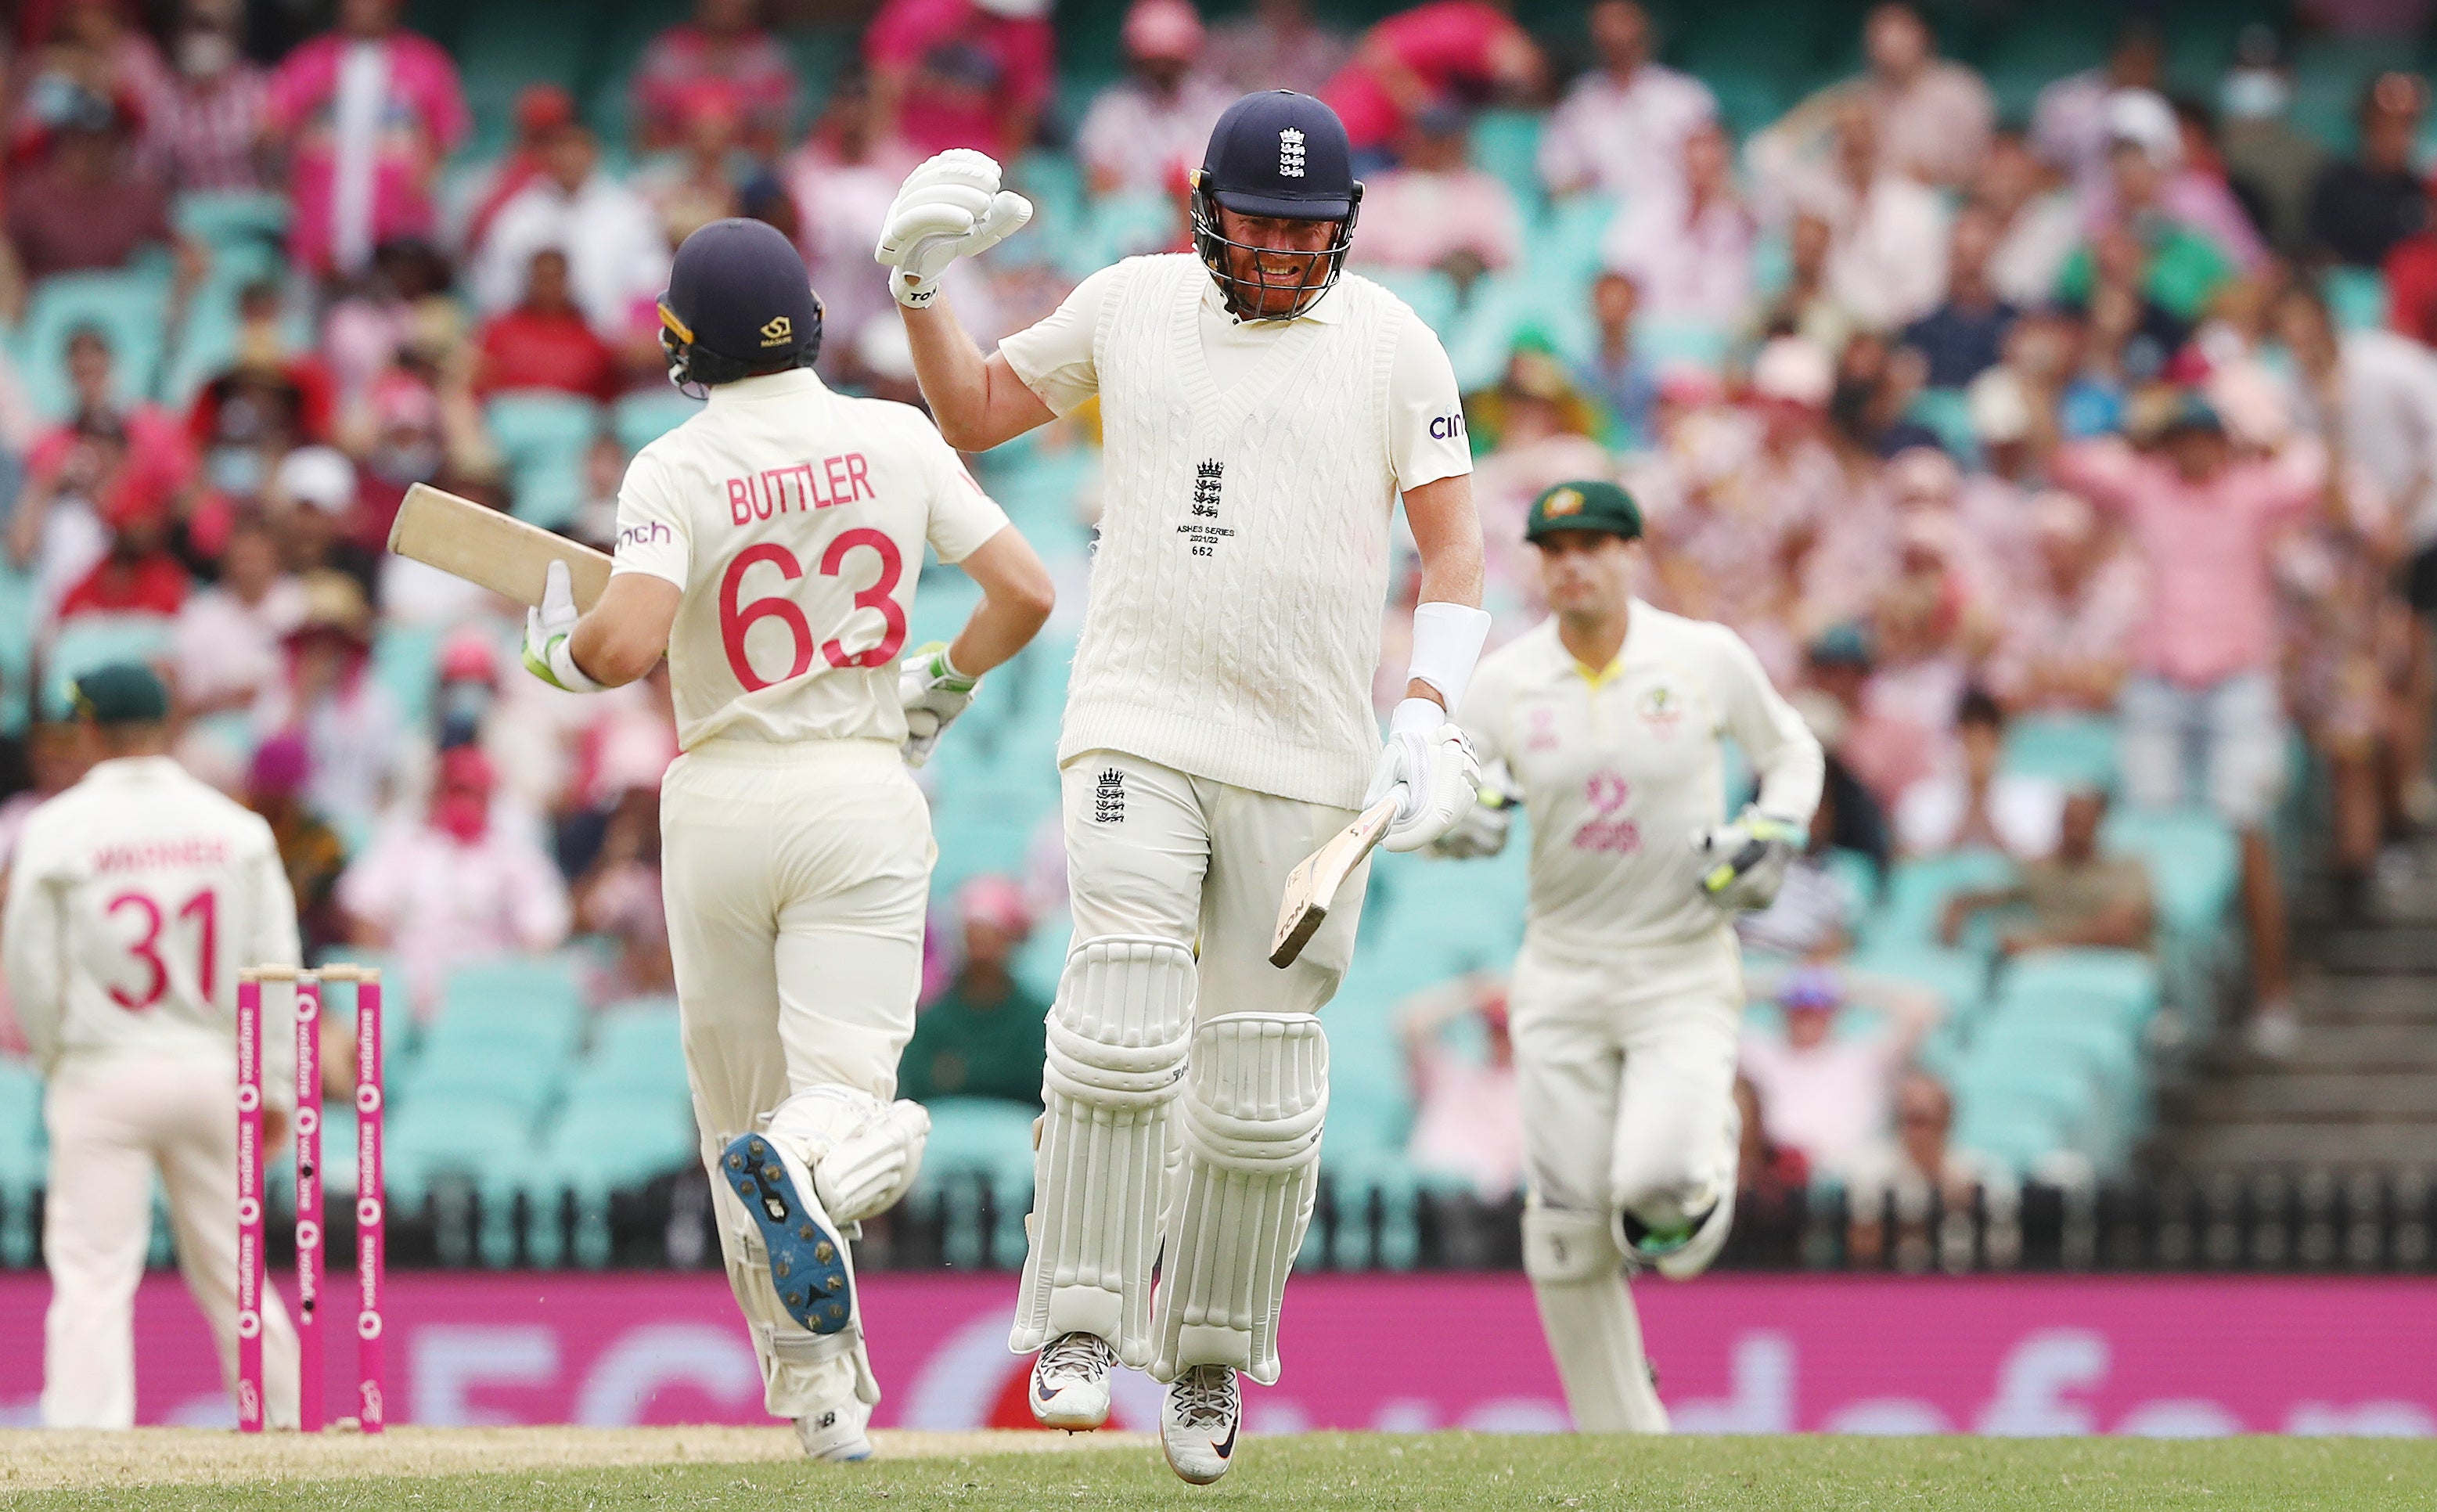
left=1691, top=808, right=1805, bottom=913
left=1368, top=697, right=1481, bottom=854
left=873, top=149, right=1034, bottom=309
left=520, top=560, right=603, bottom=693
left=1431, top=760, right=1514, bottom=859
left=898, top=640, right=979, bottom=767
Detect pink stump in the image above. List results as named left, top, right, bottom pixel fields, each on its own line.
left=235, top=974, right=265, bottom=1433
left=293, top=975, right=324, bottom=1434
left=353, top=972, right=386, bottom=1432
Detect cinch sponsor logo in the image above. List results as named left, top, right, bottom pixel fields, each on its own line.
left=1429, top=413, right=1466, bottom=441
left=618, top=521, right=672, bottom=551
left=726, top=453, right=874, bottom=526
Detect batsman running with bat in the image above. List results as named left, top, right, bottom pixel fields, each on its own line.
left=520, top=218, right=1055, bottom=1460
left=1434, top=481, right=1822, bottom=1431
left=880, top=92, right=1487, bottom=1483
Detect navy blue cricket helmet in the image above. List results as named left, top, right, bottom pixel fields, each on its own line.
left=658, top=218, right=824, bottom=391
left=1190, top=91, right=1362, bottom=322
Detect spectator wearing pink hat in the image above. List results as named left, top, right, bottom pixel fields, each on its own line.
left=1078, top=0, right=1235, bottom=198
left=864, top=0, right=1056, bottom=160
left=338, top=743, right=571, bottom=1019
left=262, top=0, right=469, bottom=277
left=897, top=876, right=1048, bottom=1108
left=243, top=732, right=348, bottom=957
left=630, top=0, right=799, bottom=159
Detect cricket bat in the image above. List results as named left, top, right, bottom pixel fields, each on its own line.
left=1269, top=793, right=1402, bottom=969
left=385, top=482, right=613, bottom=611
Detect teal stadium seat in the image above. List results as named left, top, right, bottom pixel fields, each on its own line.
left=0, top=1057, right=45, bottom=1268
left=525, top=1002, right=695, bottom=1267
left=1875, top=849, right=2016, bottom=944
left=2002, top=715, right=2120, bottom=791
left=485, top=392, right=603, bottom=530
left=12, top=265, right=171, bottom=419
left=43, top=614, right=176, bottom=722
left=612, top=390, right=702, bottom=452
left=912, top=1096, right=1038, bottom=1268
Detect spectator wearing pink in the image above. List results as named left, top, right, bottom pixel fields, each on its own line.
left=1805, top=623, right=1935, bottom=817
left=630, top=0, right=797, bottom=158
left=1320, top=0, right=1542, bottom=160
left=1537, top=2, right=1714, bottom=203
left=4, top=89, right=201, bottom=304
left=787, top=71, right=920, bottom=365
left=1787, top=99, right=1949, bottom=333
left=1737, top=967, right=1938, bottom=1183
left=1204, top=0, right=1350, bottom=99
left=1985, top=489, right=2140, bottom=715
left=8, top=0, right=172, bottom=154
left=865, top=0, right=1054, bottom=160
left=254, top=571, right=401, bottom=839
left=339, top=745, right=571, bottom=1019
left=2050, top=398, right=2330, bottom=1057
left=174, top=517, right=303, bottom=718
left=470, top=124, right=668, bottom=341
left=264, top=0, right=469, bottom=277
left=7, top=332, right=190, bottom=621
left=474, top=248, right=622, bottom=403
left=631, top=81, right=752, bottom=248
left=1077, top=0, right=1236, bottom=198
left=1600, top=118, right=1752, bottom=330
left=2028, top=20, right=2164, bottom=189
left=1399, top=977, right=1523, bottom=1200
left=2078, top=89, right=2267, bottom=272
left=1348, top=104, right=1522, bottom=279
left=135, top=0, right=270, bottom=193
left=1752, top=2, right=1993, bottom=194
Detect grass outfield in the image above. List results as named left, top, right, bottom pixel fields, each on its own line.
left=5, top=1430, right=2436, bottom=1510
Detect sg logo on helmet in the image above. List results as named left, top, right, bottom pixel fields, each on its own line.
left=760, top=315, right=794, bottom=345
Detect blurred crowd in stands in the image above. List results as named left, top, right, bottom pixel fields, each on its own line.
left=0, top=0, right=2431, bottom=1217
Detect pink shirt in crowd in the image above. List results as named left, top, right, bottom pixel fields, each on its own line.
left=630, top=23, right=800, bottom=148
left=1739, top=1028, right=1904, bottom=1182
left=337, top=817, right=571, bottom=1018
left=266, top=31, right=469, bottom=274
left=2049, top=439, right=2322, bottom=689
left=864, top=0, right=1054, bottom=159
left=1322, top=0, right=1521, bottom=151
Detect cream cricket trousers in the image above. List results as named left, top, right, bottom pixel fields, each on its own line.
left=659, top=737, right=931, bottom=1418
left=41, top=1053, right=300, bottom=1429
left=1509, top=927, right=1745, bottom=1223
left=1061, top=751, right=1366, bottom=1016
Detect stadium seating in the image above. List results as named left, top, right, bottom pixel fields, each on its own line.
left=485, top=391, right=603, bottom=530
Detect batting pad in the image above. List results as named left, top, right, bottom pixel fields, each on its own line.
left=1150, top=1013, right=1328, bottom=1386
left=767, top=1085, right=931, bottom=1224
left=1010, top=935, right=1196, bottom=1367
left=1522, top=1201, right=1668, bottom=1432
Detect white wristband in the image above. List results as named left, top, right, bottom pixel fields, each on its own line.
left=549, top=635, right=605, bottom=694
left=1404, top=602, right=1492, bottom=715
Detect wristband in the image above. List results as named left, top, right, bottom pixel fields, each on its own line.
left=1405, top=602, right=1492, bottom=715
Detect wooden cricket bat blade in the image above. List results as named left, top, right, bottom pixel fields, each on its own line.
left=386, top=482, right=614, bottom=611
left=1269, top=796, right=1401, bottom=968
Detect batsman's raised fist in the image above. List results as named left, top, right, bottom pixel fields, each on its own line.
left=874, top=149, right=1033, bottom=309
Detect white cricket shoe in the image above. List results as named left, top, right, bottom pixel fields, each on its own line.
left=794, top=1401, right=872, bottom=1462
left=1160, top=1365, right=1240, bottom=1485
left=1029, top=1331, right=1116, bottom=1429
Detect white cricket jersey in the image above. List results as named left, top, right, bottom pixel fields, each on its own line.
left=1462, top=607, right=1824, bottom=956
left=997, top=254, right=1472, bottom=808
left=611, top=368, right=1012, bottom=751
left=2, top=756, right=302, bottom=1078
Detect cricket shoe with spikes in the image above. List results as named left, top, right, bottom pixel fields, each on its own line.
left=721, top=1131, right=859, bottom=1336
left=1161, top=1365, right=1240, bottom=1485
left=794, top=1399, right=873, bottom=1462
left=1030, top=1331, right=1116, bottom=1430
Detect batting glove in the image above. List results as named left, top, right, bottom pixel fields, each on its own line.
left=1691, top=808, right=1805, bottom=913
left=1431, top=760, right=1515, bottom=859
left=520, top=560, right=603, bottom=693
left=873, top=150, right=1034, bottom=308
left=1368, top=697, right=1481, bottom=854
left=898, top=640, right=979, bottom=768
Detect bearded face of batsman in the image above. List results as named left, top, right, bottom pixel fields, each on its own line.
left=877, top=92, right=1488, bottom=1484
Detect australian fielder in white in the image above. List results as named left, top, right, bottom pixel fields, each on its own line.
left=2, top=663, right=306, bottom=1428
left=881, top=91, right=1487, bottom=1482
left=1438, top=481, right=1822, bottom=1431
left=520, top=218, right=1053, bottom=1460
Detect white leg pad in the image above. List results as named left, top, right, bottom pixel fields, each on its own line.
left=707, top=1155, right=879, bottom=1414
left=1009, top=935, right=1196, bottom=1367
left=767, top=1085, right=932, bottom=1224
left=1150, top=1013, right=1328, bottom=1387
left=1522, top=1201, right=1668, bottom=1433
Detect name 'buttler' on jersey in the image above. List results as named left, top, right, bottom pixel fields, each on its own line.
left=609, top=368, right=1010, bottom=749
left=998, top=253, right=1473, bottom=809
left=1462, top=605, right=1825, bottom=954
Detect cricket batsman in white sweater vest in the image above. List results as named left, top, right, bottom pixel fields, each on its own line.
left=878, top=92, right=1488, bottom=1482
left=2, top=663, right=305, bottom=1428
left=1438, top=481, right=1822, bottom=1431
left=520, top=218, right=1055, bottom=1460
